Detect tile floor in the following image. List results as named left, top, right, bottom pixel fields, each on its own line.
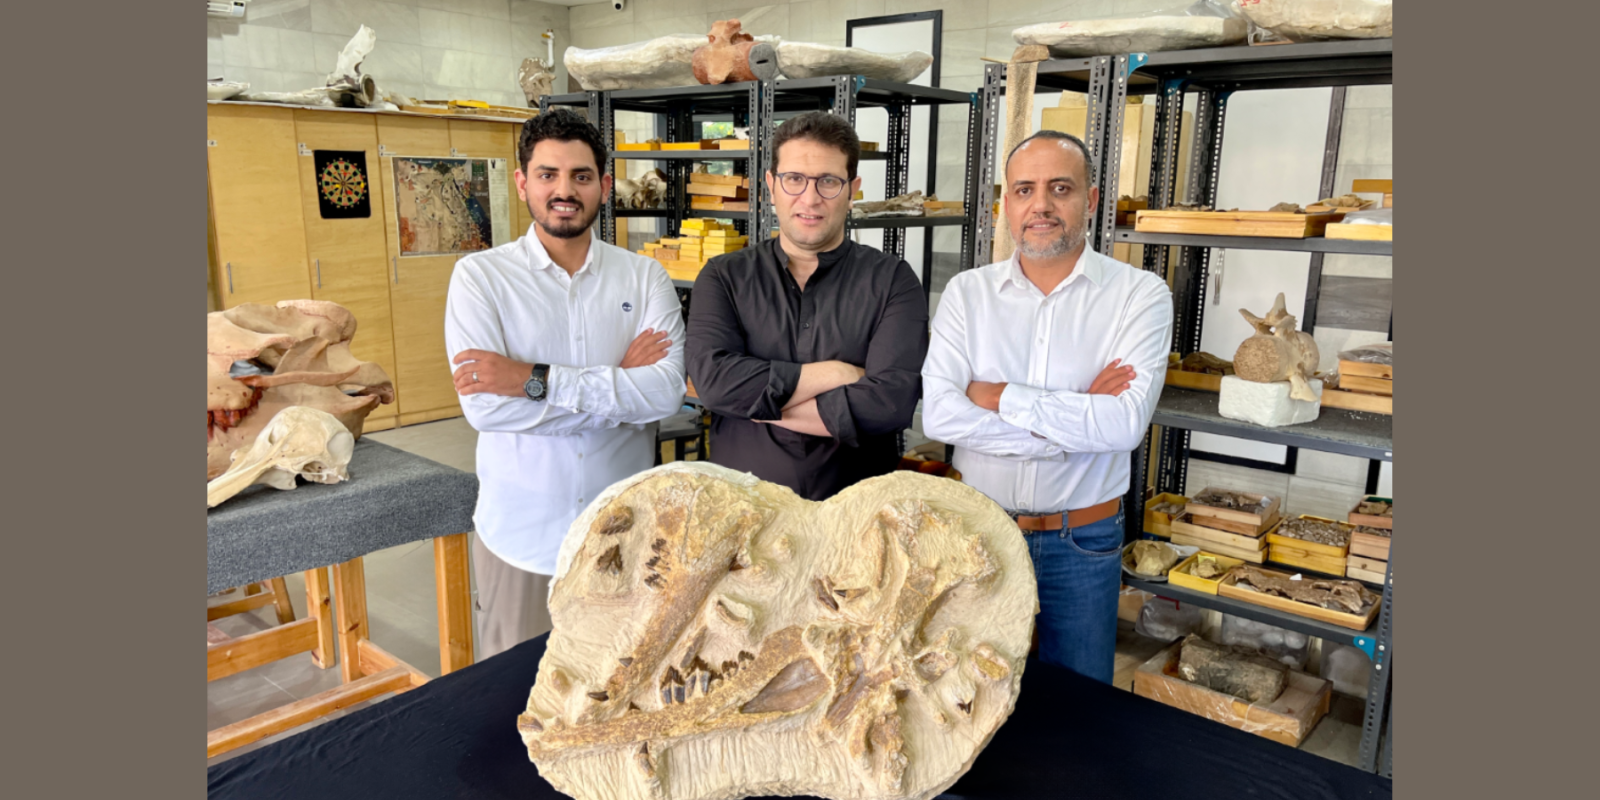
left=206, top=417, right=1368, bottom=769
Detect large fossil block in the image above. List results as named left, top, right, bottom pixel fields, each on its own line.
left=521, top=462, right=1038, bottom=800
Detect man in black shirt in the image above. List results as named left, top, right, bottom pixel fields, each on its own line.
left=685, top=112, right=928, bottom=500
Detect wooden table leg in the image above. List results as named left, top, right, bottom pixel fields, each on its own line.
left=433, top=533, right=475, bottom=675
left=268, top=576, right=296, bottom=625
left=331, top=557, right=369, bottom=684
left=305, top=567, right=336, bottom=670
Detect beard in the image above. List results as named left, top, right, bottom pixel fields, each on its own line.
left=1016, top=212, right=1088, bottom=260
left=532, top=195, right=599, bottom=240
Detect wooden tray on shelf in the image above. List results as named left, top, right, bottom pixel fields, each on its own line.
left=1167, top=552, right=1246, bottom=595
left=1217, top=567, right=1382, bottom=631
left=1134, top=209, right=1344, bottom=238
left=1165, top=368, right=1224, bottom=392
left=1267, top=546, right=1349, bottom=577
left=1265, top=516, right=1353, bottom=559
left=1348, top=495, right=1394, bottom=529
left=1349, top=530, right=1391, bottom=560
left=1133, top=642, right=1331, bottom=748
left=1143, top=492, right=1189, bottom=538
left=1340, top=374, right=1393, bottom=395
left=616, top=142, right=661, bottom=151
left=1186, top=489, right=1281, bottom=535
left=1320, top=387, right=1392, bottom=415
left=1325, top=223, right=1392, bottom=241
left=1339, top=360, right=1393, bottom=380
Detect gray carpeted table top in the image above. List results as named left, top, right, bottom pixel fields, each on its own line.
left=207, top=438, right=478, bottom=593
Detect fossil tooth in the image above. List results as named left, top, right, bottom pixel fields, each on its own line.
left=741, top=657, right=829, bottom=714
left=814, top=577, right=840, bottom=611
left=643, top=573, right=663, bottom=589
left=956, top=700, right=973, bottom=715
left=738, top=650, right=754, bottom=663
left=628, top=701, right=641, bottom=712
left=587, top=691, right=609, bottom=701
left=597, top=507, right=634, bottom=536
left=664, top=665, right=682, bottom=686
left=728, top=551, right=746, bottom=571
left=595, top=544, right=622, bottom=575
left=679, top=628, right=708, bottom=672
left=634, top=742, right=655, bottom=778
left=660, top=686, right=673, bottom=705
left=645, top=556, right=661, bottom=570
left=619, top=657, right=634, bottom=667
left=651, top=538, right=667, bottom=553
left=894, top=688, right=911, bottom=702
left=674, top=684, right=685, bottom=704
left=517, top=713, right=544, bottom=734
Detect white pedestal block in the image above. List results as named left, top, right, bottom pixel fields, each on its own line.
left=1217, top=376, right=1323, bottom=428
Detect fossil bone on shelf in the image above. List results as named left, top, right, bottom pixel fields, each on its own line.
left=522, top=462, right=1038, bottom=800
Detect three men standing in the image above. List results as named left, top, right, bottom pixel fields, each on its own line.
left=921, top=130, right=1173, bottom=682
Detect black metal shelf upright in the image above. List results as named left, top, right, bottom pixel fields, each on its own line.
left=541, top=76, right=981, bottom=301
left=971, top=40, right=1394, bottom=776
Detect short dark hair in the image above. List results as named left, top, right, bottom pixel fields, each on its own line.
left=770, top=111, right=861, bottom=181
left=1005, top=130, right=1096, bottom=185
left=518, top=107, right=608, bottom=174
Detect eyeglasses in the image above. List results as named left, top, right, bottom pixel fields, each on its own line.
left=775, top=171, right=847, bottom=199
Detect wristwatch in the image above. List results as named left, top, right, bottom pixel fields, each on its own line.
left=523, top=363, right=550, bottom=402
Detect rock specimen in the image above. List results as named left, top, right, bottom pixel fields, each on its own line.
left=1237, top=0, right=1393, bottom=42
left=1131, top=541, right=1182, bottom=577
left=1231, top=567, right=1377, bottom=614
left=1275, top=517, right=1352, bottom=548
left=1191, top=489, right=1268, bottom=516
left=566, top=35, right=707, bottom=91
left=692, top=20, right=780, bottom=85
left=1233, top=292, right=1320, bottom=402
left=520, top=462, right=1037, bottom=800
left=852, top=191, right=929, bottom=219
left=207, top=300, right=394, bottom=481
left=1013, top=14, right=1247, bottom=58
left=1176, top=634, right=1288, bottom=704
left=206, top=407, right=354, bottom=507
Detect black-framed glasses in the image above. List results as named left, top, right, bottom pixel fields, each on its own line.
left=775, top=171, right=847, bottom=199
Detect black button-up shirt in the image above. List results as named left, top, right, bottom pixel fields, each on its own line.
left=686, top=236, right=929, bottom=501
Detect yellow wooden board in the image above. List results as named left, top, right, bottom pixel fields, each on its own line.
left=1165, top=369, right=1223, bottom=392
left=207, top=104, right=312, bottom=308
left=1351, top=179, right=1393, bottom=194
left=1340, top=374, right=1393, bottom=395
left=1167, top=552, right=1246, bottom=595
left=1339, top=360, right=1392, bottom=379
left=1320, top=387, right=1392, bottom=415
left=1324, top=222, right=1392, bottom=241
left=1135, top=209, right=1343, bottom=238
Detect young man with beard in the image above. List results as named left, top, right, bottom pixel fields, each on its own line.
left=685, top=111, right=928, bottom=501
left=445, top=108, right=687, bottom=658
left=920, top=130, right=1173, bottom=683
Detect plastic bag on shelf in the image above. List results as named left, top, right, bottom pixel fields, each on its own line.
left=1220, top=614, right=1310, bottom=669
left=1136, top=596, right=1204, bottom=641
left=1338, top=342, right=1393, bottom=365
left=1013, top=2, right=1248, bottom=58
left=1233, top=0, right=1393, bottom=43
left=1320, top=642, right=1373, bottom=698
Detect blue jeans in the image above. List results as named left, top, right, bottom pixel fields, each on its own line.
left=1026, top=508, right=1125, bottom=684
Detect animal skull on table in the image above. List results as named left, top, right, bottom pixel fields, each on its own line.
left=206, top=406, right=355, bottom=507
left=520, top=462, right=1036, bottom=800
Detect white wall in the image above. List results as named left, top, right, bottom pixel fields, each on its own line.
left=207, top=0, right=572, bottom=110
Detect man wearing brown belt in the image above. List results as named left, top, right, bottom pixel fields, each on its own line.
left=920, top=129, right=1173, bottom=682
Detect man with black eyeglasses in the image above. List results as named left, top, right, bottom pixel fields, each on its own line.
left=685, top=111, right=928, bottom=500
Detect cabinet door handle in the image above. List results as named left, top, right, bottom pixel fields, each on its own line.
left=315, top=258, right=321, bottom=288
left=226, top=262, right=234, bottom=294
left=392, top=256, right=399, bottom=284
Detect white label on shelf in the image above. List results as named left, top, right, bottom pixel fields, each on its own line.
left=298, top=143, right=311, bottom=156
left=207, top=140, right=217, bottom=147
left=1290, top=574, right=1303, bottom=581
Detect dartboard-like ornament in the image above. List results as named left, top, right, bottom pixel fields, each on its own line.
left=319, top=158, right=368, bottom=209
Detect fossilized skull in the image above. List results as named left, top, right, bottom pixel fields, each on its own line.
left=206, top=406, right=355, bottom=507
left=614, top=177, right=644, bottom=210
left=207, top=300, right=394, bottom=481
left=521, top=462, right=1037, bottom=800
left=637, top=169, right=668, bottom=210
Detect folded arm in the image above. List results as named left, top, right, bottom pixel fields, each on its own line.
left=542, top=266, right=687, bottom=424
left=919, top=285, right=1068, bottom=460
left=812, top=261, right=929, bottom=447
left=995, top=281, right=1174, bottom=454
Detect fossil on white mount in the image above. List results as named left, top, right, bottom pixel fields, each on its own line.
left=565, top=27, right=933, bottom=91
left=520, top=462, right=1037, bottom=800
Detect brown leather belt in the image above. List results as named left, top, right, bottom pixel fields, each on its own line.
left=1014, top=498, right=1121, bottom=533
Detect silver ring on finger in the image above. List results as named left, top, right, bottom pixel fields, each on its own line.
left=473, top=371, right=479, bottom=383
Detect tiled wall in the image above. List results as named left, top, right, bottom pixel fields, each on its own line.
left=207, top=0, right=572, bottom=110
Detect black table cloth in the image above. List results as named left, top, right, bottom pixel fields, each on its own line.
left=208, top=634, right=1392, bottom=799
left=207, top=438, right=478, bottom=593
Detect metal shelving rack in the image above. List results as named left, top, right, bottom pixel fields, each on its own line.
left=970, top=41, right=1394, bottom=775
left=541, top=76, right=981, bottom=299
left=1112, top=41, right=1393, bottom=776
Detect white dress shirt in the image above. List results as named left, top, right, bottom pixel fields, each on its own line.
left=444, top=227, right=686, bottom=575
left=921, top=246, right=1173, bottom=514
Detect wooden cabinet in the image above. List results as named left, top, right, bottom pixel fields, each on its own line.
left=206, top=103, right=531, bottom=429
left=293, top=110, right=399, bottom=426
left=207, top=105, right=311, bottom=308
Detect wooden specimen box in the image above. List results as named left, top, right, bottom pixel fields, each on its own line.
left=1167, top=552, right=1246, bottom=595
left=1218, top=567, right=1381, bottom=631
left=1133, top=642, right=1332, bottom=747
left=1134, top=209, right=1344, bottom=238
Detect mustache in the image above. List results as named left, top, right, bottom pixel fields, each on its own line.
left=547, top=196, right=583, bottom=209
